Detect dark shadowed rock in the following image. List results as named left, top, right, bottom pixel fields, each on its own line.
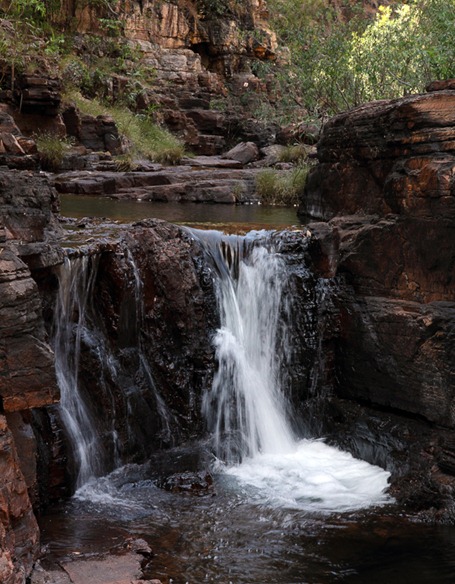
left=157, top=470, right=214, bottom=495
left=302, top=88, right=455, bottom=516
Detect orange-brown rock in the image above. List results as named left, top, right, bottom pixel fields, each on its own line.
left=66, top=0, right=278, bottom=154
left=0, top=414, right=40, bottom=584
left=0, top=249, right=59, bottom=411
left=302, top=88, right=455, bottom=515
left=0, top=170, right=63, bottom=578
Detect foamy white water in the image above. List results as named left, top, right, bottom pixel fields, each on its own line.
left=226, top=439, right=391, bottom=513
left=202, top=237, right=294, bottom=462
left=197, top=231, right=391, bottom=512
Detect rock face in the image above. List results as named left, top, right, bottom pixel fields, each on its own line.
left=42, top=220, right=219, bottom=482
left=0, top=415, right=40, bottom=584
left=116, top=0, right=277, bottom=154
left=301, top=89, right=455, bottom=516
left=0, top=171, right=63, bottom=579
left=53, top=163, right=261, bottom=203
left=12, top=1, right=278, bottom=159
left=0, top=171, right=62, bottom=410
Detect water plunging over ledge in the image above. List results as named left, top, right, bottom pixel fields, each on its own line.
left=198, top=231, right=294, bottom=462
left=190, top=229, right=390, bottom=512
left=53, top=255, right=107, bottom=487
left=41, top=226, right=395, bottom=583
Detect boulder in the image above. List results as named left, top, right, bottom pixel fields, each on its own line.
left=222, top=141, right=259, bottom=164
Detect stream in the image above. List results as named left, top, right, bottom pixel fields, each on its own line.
left=38, top=196, right=455, bottom=584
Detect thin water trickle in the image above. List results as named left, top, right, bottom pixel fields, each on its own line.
left=53, top=246, right=176, bottom=490
left=53, top=255, right=106, bottom=487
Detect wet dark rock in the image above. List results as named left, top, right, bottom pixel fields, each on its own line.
left=39, top=220, right=219, bottom=479
left=302, top=87, right=455, bottom=517
left=60, top=547, right=144, bottom=584
left=157, top=470, right=214, bottom=495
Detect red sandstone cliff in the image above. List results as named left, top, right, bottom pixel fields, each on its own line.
left=0, top=172, right=62, bottom=581
left=301, top=83, right=455, bottom=515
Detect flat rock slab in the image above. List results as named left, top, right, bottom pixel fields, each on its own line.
left=181, top=155, right=243, bottom=168
left=62, top=553, right=142, bottom=584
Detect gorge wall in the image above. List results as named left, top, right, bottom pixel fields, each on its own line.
left=0, top=172, right=62, bottom=582
left=2, top=83, right=455, bottom=580
left=301, top=84, right=455, bottom=517
left=0, top=0, right=281, bottom=162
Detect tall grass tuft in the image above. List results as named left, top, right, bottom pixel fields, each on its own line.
left=66, top=91, right=185, bottom=165
left=35, top=132, right=73, bottom=171
left=255, top=163, right=309, bottom=206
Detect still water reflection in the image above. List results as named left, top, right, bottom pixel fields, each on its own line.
left=60, top=194, right=302, bottom=232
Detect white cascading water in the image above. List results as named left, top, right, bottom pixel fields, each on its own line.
left=53, top=255, right=105, bottom=488
left=53, top=249, right=175, bottom=495
left=204, top=240, right=294, bottom=462
left=200, top=231, right=392, bottom=512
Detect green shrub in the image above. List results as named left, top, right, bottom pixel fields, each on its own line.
left=35, top=132, right=73, bottom=171
left=67, top=92, right=185, bottom=164
left=266, top=0, right=455, bottom=118
left=255, top=164, right=309, bottom=206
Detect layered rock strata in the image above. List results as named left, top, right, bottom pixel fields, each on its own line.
left=301, top=87, right=455, bottom=516
left=0, top=1, right=280, bottom=160
left=0, top=171, right=62, bottom=580
left=53, top=163, right=261, bottom=203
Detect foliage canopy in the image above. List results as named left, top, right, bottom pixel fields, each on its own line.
left=267, top=0, right=455, bottom=118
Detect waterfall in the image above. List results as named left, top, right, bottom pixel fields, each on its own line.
left=194, top=231, right=295, bottom=463
left=52, top=247, right=175, bottom=490
left=193, top=229, right=391, bottom=510
left=53, top=255, right=106, bottom=488
left=53, top=229, right=391, bottom=511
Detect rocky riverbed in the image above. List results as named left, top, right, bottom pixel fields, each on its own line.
left=2, top=81, right=455, bottom=582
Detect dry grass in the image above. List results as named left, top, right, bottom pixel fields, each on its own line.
left=255, top=164, right=309, bottom=206
left=66, top=91, right=186, bottom=164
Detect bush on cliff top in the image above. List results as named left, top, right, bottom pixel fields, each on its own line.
left=267, top=0, right=455, bottom=118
